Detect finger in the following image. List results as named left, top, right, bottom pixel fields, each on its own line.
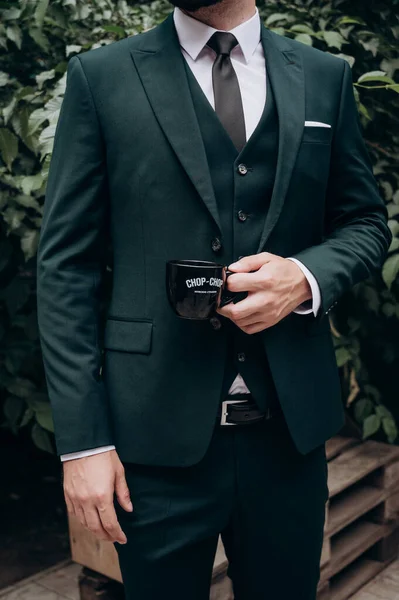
left=115, top=466, right=133, bottom=512
left=75, top=504, right=88, bottom=528
left=234, top=312, right=264, bottom=327
left=228, top=252, right=275, bottom=273
left=84, top=506, right=114, bottom=542
left=64, top=493, right=76, bottom=517
left=241, top=321, right=267, bottom=335
left=217, top=294, right=262, bottom=321
left=226, top=272, right=264, bottom=293
left=97, top=500, right=127, bottom=544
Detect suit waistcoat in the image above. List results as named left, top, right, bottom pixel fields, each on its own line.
left=183, top=59, right=281, bottom=410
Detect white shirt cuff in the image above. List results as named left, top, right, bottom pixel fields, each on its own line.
left=286, top=258, right=321, bottom=317
left=60, top=445, right=116, bottom=462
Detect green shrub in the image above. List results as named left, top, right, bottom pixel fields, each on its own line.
left=0, top=0, right=398, bottom=451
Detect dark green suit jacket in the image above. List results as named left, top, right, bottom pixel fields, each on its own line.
left=36, top=13, right=391, bottom=466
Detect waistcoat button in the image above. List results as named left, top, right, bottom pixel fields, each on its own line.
left=211, top=237, right=222, bottom=252
left=237, top=163, right=248, bottom=175
left=210, top=316, right=222, bottom=330
left=237, top=352, right=246, bottom=362
left=237, top=210, right=248, bottom=222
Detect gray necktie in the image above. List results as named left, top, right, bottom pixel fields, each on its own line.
left=206, top=31, right=246, bottom=152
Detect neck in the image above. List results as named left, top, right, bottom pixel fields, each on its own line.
left=181, top=0, right=257, bottom=31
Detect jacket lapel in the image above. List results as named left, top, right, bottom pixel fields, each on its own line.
left=256, top=25, right=305, bottom=253
left=129, top=13, right=221, bottom=233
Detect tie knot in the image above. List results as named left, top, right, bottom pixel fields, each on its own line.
left=206, top=31, right=239, bottom=57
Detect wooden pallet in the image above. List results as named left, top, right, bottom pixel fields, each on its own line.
left=318, top=438, right=399, bottom=600
left=350, top=558, right=399, bottom=599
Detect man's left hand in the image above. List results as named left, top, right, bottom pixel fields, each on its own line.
left=216, top=252, right=312, bottom=334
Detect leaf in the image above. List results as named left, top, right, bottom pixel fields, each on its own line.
left=34, top=0, right=50, bottom=28
left=382, top=254, right=399, bottom=289
left=375, top=405, right=393, bottom=420
left=382, top=302, right=396, bottom=317
left=359, top=37, right=380, bottom=57
left=34, top=403, right=54, bottom=433
left=2, top=97, right=17, bottom=125
left=20, top=407, right=34, bottom=427
left=102, top=24, right=126, bottom=38
left=0, top=71, right=11, bottom=86
left=290, top=24, right=314, bottom=35
left=337, top=17, right=366, bottom=26
left=358, top=103, right=371, bottom=120
left=6, top=25, right=22, bottom=49
left=270, top=27, right=285, bottom=37
left=19, top=173, right=43, bottom=195
left=11, top=106, right=36, bottom=154
left=7, top=376, right=36, bottom=399
left=380, top=58, right=399, bottom=79
left=38, top=123, right=56, bottom=157
left=358, top=71, right=395, bottom=85
left=1, top=8, right=21, bottom=20
left=35, top=69, right=55, bottom=90
left=381, top=180, right=393, bottom=201
left=295, top=33, right=313, bottom=46
left=382, top=417, right=398, bottom=443
left=387, top=203, right=399, bottom=218
left=354, top=398, right=374, bottom=423
left=335, top=346, right=351, bottom=367
left=388, top=219, right=399, bottom=237
left=336, top=54, right=355, bottom=67
left=323, top=31, right=346, bottom=50
left=265, top=13, right=289, bottom=26
left=361, top=285, right=380, bottom=314
left=28, top=26, right=49, bottom=51
left=66, top=44, right=82, bottom=56
left=388, top=237, right=399, bottom=254
left=21, top=229, right=40, bottom=261
left=363, top=414, right=381, bottom=439
left=31, top=423, right=53, bottom=453
left=0, top=128, right=18, bottom=170
left=3, top=396, right=25, bottom=432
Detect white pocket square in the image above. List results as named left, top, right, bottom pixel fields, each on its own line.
left=304, top=121, right=331, bottom=128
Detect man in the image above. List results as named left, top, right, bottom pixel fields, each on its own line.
left=36, top=0, right=391, bottom=597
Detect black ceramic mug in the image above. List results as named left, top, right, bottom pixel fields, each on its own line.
left=166, top=259, right=247, bottom=320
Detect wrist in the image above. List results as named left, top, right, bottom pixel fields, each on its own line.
left=289, top=261, right=312, bottom=307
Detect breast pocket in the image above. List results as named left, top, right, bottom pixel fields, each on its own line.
left=104, top=318, right=153, bottom=354
left=301, top=126, right=332, bottom=145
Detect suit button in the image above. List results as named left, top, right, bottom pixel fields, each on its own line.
left=211, top=237, right=222, bottom=252
left=237, top=352, right=246, bottom=362
left=210, top=316, right=222, bottom=330
left=237, top=163, right=248, bottom=175
left=237, top=210, right=248, bottom=222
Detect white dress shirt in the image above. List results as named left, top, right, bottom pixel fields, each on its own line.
left=60, top=6, right=321, bottom=461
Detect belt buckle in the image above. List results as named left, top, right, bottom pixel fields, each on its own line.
left=220, top=399, right=248, bottom=426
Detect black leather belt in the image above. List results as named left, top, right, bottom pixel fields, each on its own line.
left=218, top=394, right=282, bottom=426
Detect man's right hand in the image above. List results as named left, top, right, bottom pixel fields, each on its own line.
left=63, top=449, right=133, bottom=544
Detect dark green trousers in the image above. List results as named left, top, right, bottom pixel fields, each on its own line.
left=113, top=412, right=329, bottom=599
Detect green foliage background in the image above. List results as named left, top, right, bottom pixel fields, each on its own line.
left=0, top=0, right=398, bottom=452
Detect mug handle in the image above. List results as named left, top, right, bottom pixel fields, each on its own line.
left=218, top=268, right=248, bottom=308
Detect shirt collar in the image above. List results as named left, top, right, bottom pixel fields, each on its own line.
left=173, top=6, right=261, bottom=64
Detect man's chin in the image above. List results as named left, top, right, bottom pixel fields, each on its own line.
left=169, top=0, right=224, bottom=11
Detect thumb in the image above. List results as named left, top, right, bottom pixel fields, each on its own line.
left=228, top=252, right=274, bottom=273
left=115, top=468, right=133, bottom=512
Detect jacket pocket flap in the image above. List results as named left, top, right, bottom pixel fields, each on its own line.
left=302, top=126, right=332, bottom=145
left=104, top=319, right=153, bottom=354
